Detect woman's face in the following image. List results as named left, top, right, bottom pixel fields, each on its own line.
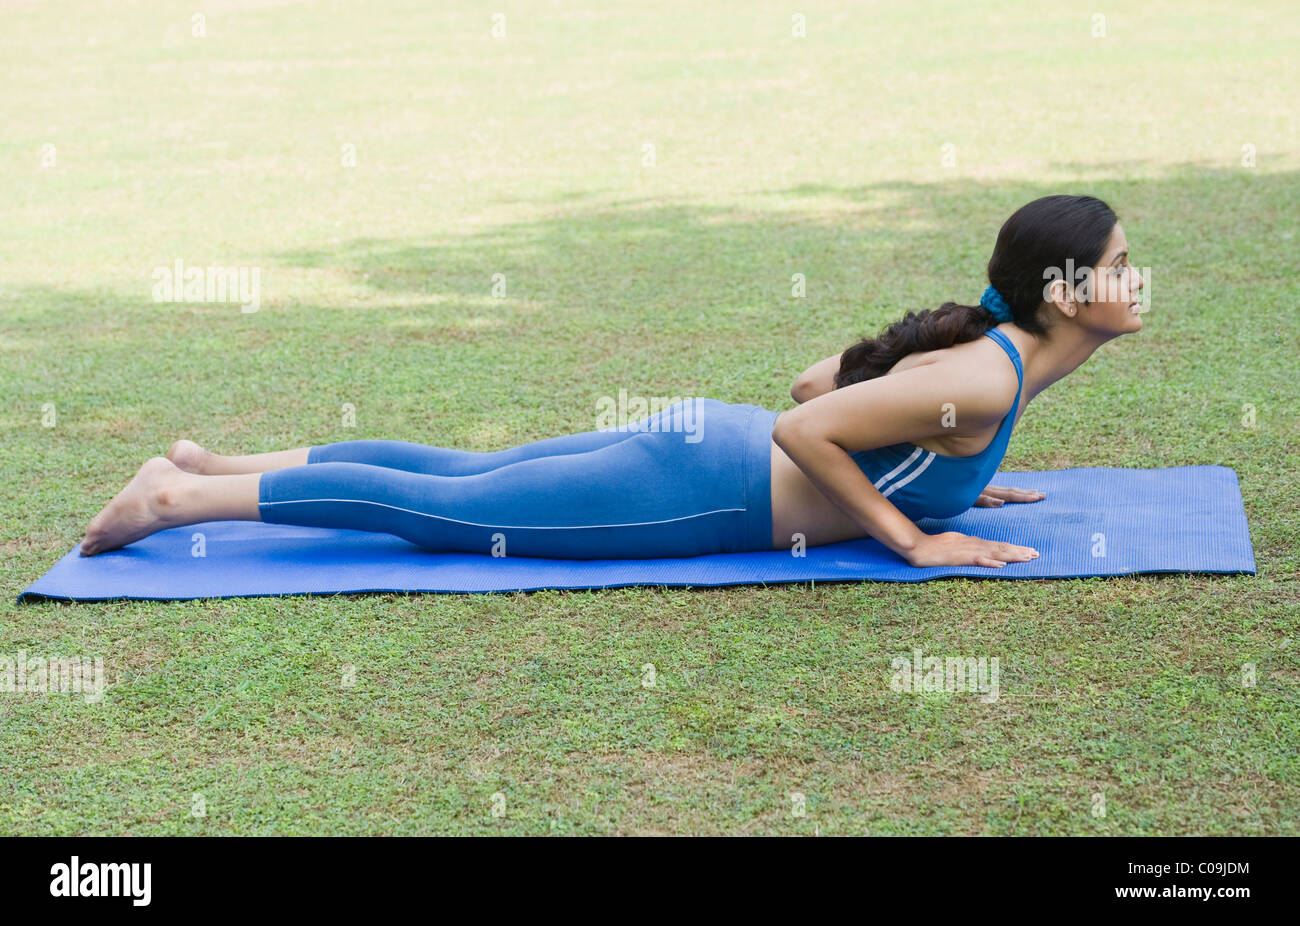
left=1081, top=222, right=1145, bottom=333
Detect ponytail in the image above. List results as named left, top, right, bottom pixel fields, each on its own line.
left=833, top=302, right=996, bottom=389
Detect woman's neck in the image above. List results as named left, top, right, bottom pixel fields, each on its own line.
left=1007, top=319, right=1118, bottom=400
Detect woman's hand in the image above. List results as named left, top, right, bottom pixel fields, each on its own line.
left=904, top=531, right=1039, bottom=568
left=973, top=485, right=1046, bottom=507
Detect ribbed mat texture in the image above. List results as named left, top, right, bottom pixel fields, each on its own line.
left=17, top=466, right=1255, bottom=602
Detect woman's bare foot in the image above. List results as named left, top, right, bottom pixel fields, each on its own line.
left=166, top=439, right=210, bottom=474
left=81, top=457, right=192, bottom=556
left=164, top=440, right=309, bottom=475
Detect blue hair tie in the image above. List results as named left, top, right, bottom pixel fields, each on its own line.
left=980, top=285, right=1014, bottom=323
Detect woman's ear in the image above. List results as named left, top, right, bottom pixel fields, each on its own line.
left=1046, top=277, right=1078, bottom=319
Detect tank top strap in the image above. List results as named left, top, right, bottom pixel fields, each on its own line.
left=982, top=327, right=1024, bottom=391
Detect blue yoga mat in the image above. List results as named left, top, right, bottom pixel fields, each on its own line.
left=17, top=466, right=1254, bottom=602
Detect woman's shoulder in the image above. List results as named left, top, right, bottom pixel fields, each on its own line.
left=887, top=334, right=1021, bottom=421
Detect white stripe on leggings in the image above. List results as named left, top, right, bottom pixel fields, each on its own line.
left=259, top=498, right=746, bottom=530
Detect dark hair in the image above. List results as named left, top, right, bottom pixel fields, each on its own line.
left=833, top=194, right=1119, bottom=388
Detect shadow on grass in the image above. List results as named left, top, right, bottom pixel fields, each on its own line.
left=3, top=161, right=1296, bottom=522
left=272, top=162, right=1298, bottom=349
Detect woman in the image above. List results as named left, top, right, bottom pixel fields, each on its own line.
left=81, top=194, right=1144, bottom=568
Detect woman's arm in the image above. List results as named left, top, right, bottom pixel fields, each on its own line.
left=790, top=353, right=841, bottom=404
left=773, top=360, right=1038, bottom=567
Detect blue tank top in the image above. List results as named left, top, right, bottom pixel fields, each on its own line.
left=848, top=327, right=1024, bottom=521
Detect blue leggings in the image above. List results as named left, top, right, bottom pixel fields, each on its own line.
left=257, top=399, right=779, bottom=559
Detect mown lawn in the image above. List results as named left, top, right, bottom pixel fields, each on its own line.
left=1, top=0, right=1296, bottom=834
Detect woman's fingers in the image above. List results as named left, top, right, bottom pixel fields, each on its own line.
left=992, top=540, right=1038, bottom=562
left=980, top=485, right=1046, bottom=503
left=910, top=531, right=1041, bottom=569
left=973, top=494, right=1005, bottom=507
left=971, top=541, right=1036, bottom=568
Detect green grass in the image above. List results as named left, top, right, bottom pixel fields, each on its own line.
left=1, top=0, right=1297, bottom=835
